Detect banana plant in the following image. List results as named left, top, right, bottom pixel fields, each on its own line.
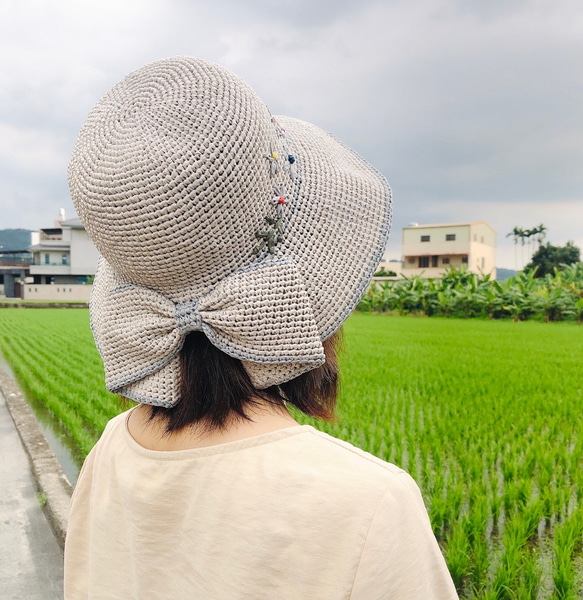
left=534, top=285, right=570, bottom=322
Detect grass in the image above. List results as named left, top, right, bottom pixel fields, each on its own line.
left=0, top=299, right=88, bottom=305
left=0, top=308, right=582, bottom=598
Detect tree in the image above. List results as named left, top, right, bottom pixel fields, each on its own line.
left=506, top=227, right=522, bottom=270
left=373, top=268, right=397, bottom=277
left=507, top=224, right=548, bottom=269
left=534, top=224, right=547, bottom=248
left=525, top=241, right=581, bottom=278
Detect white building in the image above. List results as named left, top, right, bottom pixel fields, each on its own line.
left=26, top=217, right=99, bottom=300
left=401, top=222, right=497, bottom=279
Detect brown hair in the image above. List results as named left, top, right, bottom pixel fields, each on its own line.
left=148, top=329, right=343, bottom=435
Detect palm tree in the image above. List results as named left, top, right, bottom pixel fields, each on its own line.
left=506, top=227, right=521, bottom=271
left=507, top=226, right=548, bottom=270
left=535, top=224, right=547, bottom=249
left=524, top=228, right=537, bottom=264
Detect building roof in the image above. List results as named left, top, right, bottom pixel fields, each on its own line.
left=60, top=217, right=84, bottom=229
left=29, top=242, right=70, bottom=252
left=402, top=221, right=497, bottom=233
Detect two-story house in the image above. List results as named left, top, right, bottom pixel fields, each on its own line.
left=401, top=222, right=497, bottom=279
left=26, top=217, right=100, bottom=300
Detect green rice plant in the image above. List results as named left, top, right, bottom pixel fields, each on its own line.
left=1, top=309, right=583, bottom=598
left=445, top=520, right=471, bottom=590
left=552, top=508, right=583, bottom=599
left=0, top=309, right=123, bottom=459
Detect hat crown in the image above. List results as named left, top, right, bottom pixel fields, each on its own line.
left=69, top=57, right=280, bottom=300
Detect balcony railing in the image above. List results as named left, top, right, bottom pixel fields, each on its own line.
left=0, top=256, right=33, bottom=266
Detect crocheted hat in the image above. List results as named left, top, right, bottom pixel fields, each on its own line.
left=69, top=57, right=392, bottom=408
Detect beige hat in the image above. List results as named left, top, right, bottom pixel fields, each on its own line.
left=69, top=57, right=392, bottom=408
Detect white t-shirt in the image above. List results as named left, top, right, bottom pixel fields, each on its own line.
left=65, top=409, right=458, bottom=599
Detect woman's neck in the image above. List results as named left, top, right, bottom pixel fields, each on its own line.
left=127, top=401, right=299, bottom=452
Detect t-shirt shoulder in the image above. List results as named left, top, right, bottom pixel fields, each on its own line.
left=102, top=408, right=131, bottom=437
left=302, top=426, right=407, bottom=478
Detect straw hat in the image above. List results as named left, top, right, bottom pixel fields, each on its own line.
left=69, top=57, right=392, bottom=407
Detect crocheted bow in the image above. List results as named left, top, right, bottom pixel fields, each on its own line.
left=96, top=258, right=326, bottom=393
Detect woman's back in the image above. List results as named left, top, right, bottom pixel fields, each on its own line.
left=65, top=408, right=456, bottom=599
left=64, top=56, right=458, bottom=599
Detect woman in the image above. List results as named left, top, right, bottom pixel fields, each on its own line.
left=64, top=56, right=458, bottom=599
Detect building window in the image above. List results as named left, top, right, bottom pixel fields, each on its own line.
left=62, top=254, right=68, bottom=265
left=421, top=235, right=430, bottom=242
left=45, top=253, right=50, bottom=264
left=481, top=257, right=485, bottom=268
left=408, top=257, right=415, bottom=264
left=462, top=256, right=468, bottom=264
left=446, top=234, right=456, bottom=241
left=432, top=255, right=438, bottom=267
left=481, top=236, right=484, bottom=244
left=419, top=256, right=430, bottom=268
left=443, top=257, right=450, bottom=265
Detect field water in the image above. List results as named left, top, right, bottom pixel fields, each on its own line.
left=0, top=308, right=582, bottom=598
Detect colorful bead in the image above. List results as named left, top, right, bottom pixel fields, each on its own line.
left=254, top=126, right=298, bottom=256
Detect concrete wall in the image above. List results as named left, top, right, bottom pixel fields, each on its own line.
left=468, top=223, right=497, bottom=277
left=69, top=229, right=99, bottom=275
left=23, top=284, right=93, bottom=301
left=470, top=223, right=497, bottom=247
left=403, top=224, right=471, bottom=257
left=468, top=243, right=496, bottom=276
left=30, top=263, right=71, bottom=276
left=31, top=250, right=70, bottom=267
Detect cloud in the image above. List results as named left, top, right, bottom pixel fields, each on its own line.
left=0, top=123, right=69, bottom=173
left=0, top=0, right=581, bottom=270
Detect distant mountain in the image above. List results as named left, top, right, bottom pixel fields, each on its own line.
left=0, top=229, right=32, bottom=251
left=496, top=267, right=517, bottom=282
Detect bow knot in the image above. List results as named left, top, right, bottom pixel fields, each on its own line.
left=175, top=301, right=202, bottom=335
left=92, top=257, right=326, bottom=397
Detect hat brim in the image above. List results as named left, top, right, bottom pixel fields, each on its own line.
left=274, top=116, right=392, bottom=340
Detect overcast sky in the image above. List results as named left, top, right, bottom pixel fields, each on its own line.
left=1, top=0, right=582, bottom=268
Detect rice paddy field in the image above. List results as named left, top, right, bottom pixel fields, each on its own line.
left=0, top=308, right=582, bottom=598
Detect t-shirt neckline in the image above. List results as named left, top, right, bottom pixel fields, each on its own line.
left=123, top=408, right=315, bottom=460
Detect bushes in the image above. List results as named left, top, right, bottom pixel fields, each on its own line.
left=359, top=263, right=583, bottom=322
